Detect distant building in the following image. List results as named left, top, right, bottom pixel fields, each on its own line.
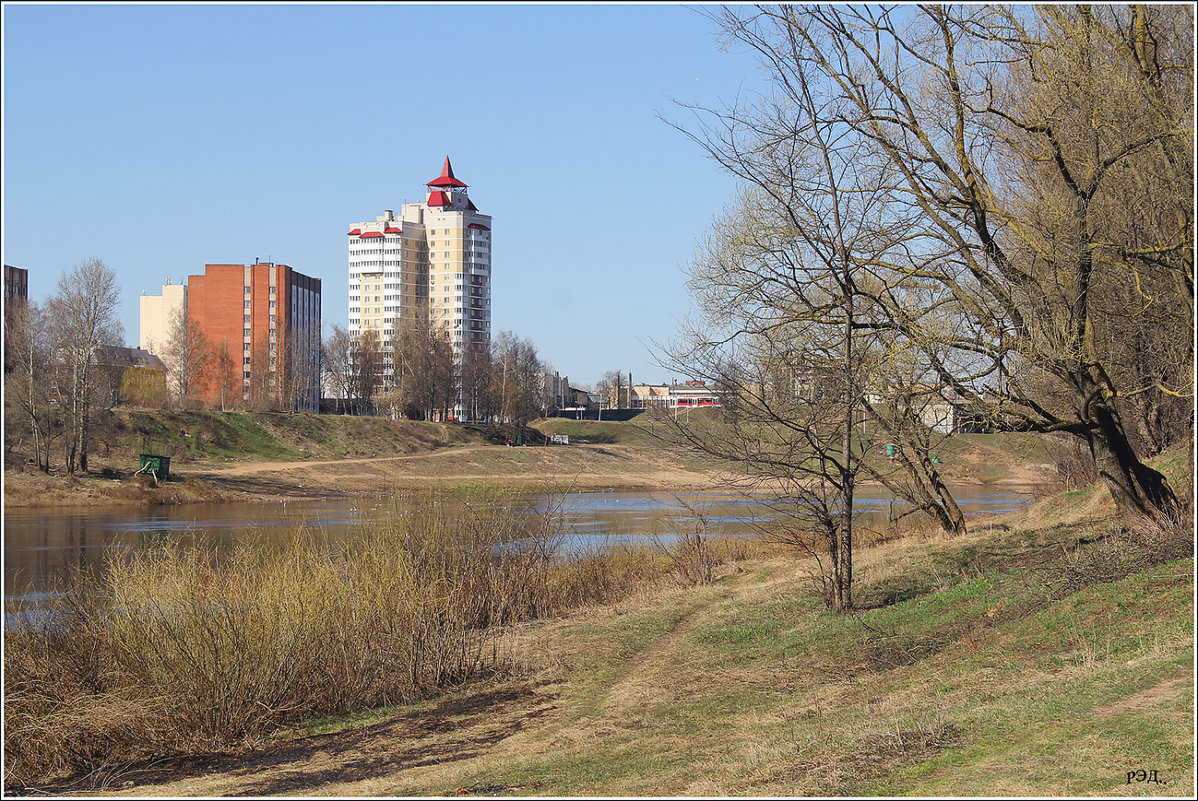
left=4, top=264, right=28, bottom=309
left=629, top=381, right=722, bottom=409
left=544, top=371, right=577, bottom=412
left=4, top=265, right=30, bottom=372
left=186, top=261, right=321, bottom=411
left=94, top=346, right=168, bottom=408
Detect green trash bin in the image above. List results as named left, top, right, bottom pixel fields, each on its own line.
left=138, top=454, right=171, bottom=479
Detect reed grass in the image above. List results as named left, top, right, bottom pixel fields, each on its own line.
left=3, top=487, right=745, bottom=789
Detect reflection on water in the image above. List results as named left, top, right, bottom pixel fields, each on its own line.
left=4, top=487, right=1033, bottom=606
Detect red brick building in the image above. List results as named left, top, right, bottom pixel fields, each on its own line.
left=187, top=261, right=321, bottom=411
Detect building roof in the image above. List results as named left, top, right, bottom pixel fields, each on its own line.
left=347, top=228, right=361, bottom=236
left=383, top=227, right=402, bottom=234
left=95, top=345, right=166, bottom=371
left=359, top=231, right=384, bottom=238
left=427, top=155, right=467, bottom=188
left=427, top=190, right=451, bottom=207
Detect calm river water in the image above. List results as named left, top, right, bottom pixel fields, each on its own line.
left=3, top=487, right=1033, bottom=608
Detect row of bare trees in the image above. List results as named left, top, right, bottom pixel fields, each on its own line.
left=145, top=304, right=314, bottom=413
left=322, top=313, right=551, bottom=426
left=5, top=259, right=124, bottom=475
left=660, top=4, right=1192, bottom=610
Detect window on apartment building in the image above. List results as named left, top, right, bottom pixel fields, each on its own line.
left=269, top=315, right=276, bottom=323
left=269, top=301, right=276, bottom=309
left=243, top=328, right=251, bottom=336
left=244, top=300, right=251, bottom=309
left=244, top=286, right=251, bottom=294
left=244, top=357, right=251, bottom=365
left=244, top=371, right=251, bottom=379
left=269, top=286, right=276, bottom=295
left=244, top=343, right=251, bottom=352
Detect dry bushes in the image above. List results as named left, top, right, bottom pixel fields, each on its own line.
left=3, top=488, right=750, bottom=789
left=1049, top=507, right=1194, bottom=598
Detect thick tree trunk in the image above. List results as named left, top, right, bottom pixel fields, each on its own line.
left=928, top=466, right=967, bottom=536
left=1088, top=401, right=1180, bottom=522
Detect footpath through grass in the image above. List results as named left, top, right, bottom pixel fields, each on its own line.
left=357, top=513, right=1191, bottom=798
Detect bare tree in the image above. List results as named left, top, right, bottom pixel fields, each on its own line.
left=676, top=4, right=1191, bottom=524
left=492, top=331, right=544, bottom=426
left=596, top=370, right=627, bottom=410
left=163, top=304, right=213, bottom=409
left=321, top=324, right=354, bottom=414
left=46, top=258, right=123, bottom=474
left=349, top=329, right=383, bottom=415
left=659, top=151, right=890, bottom=611
left=213, top=342, right=240, bottom=411
left=460, top=344, right=495, bottom=423
left=392, top=308, right=456, bottom=421
left=118, top=366, right=167, bottom=408
left=4, top=301, right=62, bottom=471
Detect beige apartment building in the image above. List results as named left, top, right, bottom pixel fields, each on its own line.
left=138, top=280, right=187, bottom=370
left=348, top=156, right=492, bottom=387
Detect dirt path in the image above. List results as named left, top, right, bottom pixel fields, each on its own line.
left=207, top=445, right=497, bottom=477
left=1094, top=672, right=1189, bottom=717
left=183, top=444, right=727, bottom=498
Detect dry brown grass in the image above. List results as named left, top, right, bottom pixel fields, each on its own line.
left=2, top=487, right=751, bottom=790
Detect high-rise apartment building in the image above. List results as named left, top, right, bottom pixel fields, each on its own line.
left=187, top=261, right=321, bottom=411
left=348, top=156, right=492, bottom=384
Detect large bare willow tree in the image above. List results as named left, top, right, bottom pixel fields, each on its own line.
left=674, top=4, right=1191, bottom=525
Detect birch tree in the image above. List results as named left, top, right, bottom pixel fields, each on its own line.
left=47, top=258, right=123, bottom=474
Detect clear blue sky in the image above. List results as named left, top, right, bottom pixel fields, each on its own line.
left=3, top=2, right=767, bottom=388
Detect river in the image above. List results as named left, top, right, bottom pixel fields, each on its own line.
left=3, top=486, right=1033, bottom=609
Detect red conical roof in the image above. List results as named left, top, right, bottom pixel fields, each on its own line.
left=426, top=155, right=467, bottom=188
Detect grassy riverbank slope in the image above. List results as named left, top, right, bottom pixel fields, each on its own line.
left=4, top=408, right=1068, bottom=508
left=2, top=409, right=720, bottom=507
left=15, top=444, right=1190, bottom=797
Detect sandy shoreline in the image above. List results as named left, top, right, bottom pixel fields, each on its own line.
left=2, top=443, right=732, bottom=510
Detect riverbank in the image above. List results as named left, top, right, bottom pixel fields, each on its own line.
left=3, top=409, right=1067, bottom=509
left=8, top=445, right=1191, bottom=797
left=2, top=443, right=729, bottom=509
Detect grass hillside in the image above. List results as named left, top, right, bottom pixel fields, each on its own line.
left=533, top=412, right=1069, bottom=485
left=4, top=408, right=488, bottom=473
